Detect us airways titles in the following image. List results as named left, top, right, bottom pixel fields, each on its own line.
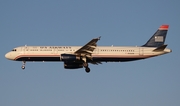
left=39, top=46, right=72, bottom=49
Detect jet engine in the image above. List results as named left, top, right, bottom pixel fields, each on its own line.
left=61, top=54, right=80, bottom=61
left=64, top=62, right=83, bottom=69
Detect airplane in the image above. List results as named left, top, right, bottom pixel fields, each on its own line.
left=5, top=25, right=172, bottom=73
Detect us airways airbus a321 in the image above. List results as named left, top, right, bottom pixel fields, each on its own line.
left=5, top=25, right=172, bottom=73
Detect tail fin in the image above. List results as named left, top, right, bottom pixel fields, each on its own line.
left=142, top=25, right=169, bottom=47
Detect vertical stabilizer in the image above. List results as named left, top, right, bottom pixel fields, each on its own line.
left=142, top=25, right=169, bottom=47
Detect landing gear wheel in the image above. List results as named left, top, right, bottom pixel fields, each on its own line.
left=21, top=66, right=25, bottom=69
left=85, top=67, right=90, bottom=73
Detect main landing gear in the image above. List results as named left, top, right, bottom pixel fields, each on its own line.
left=85, top=67, right=90, bottom=73
left=21, top=61, right=26, bottom=70
left=82, top=57, right=90, bottom=73
left=83, top=62, right=90, bottom=73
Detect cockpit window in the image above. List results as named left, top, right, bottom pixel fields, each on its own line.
left=11, top=49, right=16, bottom=51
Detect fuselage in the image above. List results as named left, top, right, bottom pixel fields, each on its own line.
left=5, top=46, right=172, bottom=62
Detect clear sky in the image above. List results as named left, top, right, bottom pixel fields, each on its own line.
left=0, top=0, right=180, bottom=106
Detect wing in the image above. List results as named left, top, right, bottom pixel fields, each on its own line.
left=75, top=36, right=101, bottom=56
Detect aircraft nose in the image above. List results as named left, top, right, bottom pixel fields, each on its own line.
left=5, top=53, right=9, bottom=58
left=5, top=52, right=12, bottom=60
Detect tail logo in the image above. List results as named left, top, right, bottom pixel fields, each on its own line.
left=155, top=36, right=164, bottom=42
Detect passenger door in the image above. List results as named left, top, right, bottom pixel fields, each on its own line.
left=139, top=48, right=143, bottom=55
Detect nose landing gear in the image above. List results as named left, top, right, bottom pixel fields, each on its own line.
left=21, top=61, right=26, bottom=70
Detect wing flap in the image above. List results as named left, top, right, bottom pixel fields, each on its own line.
left=75, top=37, right=101, bottom=56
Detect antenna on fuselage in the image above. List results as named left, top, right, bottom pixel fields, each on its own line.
left=25, top=45, right=27, bottom=49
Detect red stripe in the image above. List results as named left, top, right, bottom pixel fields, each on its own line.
left=159, top=25, right=169, bottom=30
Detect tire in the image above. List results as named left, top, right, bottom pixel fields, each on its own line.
left=85, top=67, right=90, bottom=73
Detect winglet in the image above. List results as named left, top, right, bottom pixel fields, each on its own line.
left=98, top=36, right=101, bottom=40
left=153, top=45, right=167, bottom=52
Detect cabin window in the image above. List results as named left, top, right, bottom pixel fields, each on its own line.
left=11, top=49, right=16, bottom=51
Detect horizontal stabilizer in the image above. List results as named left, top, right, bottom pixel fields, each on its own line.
left=153, top=45, right=167, bottom=52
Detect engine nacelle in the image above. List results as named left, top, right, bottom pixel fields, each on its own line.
left=64, top=62, right=83, bottom=69
left=61, top=54, right=80, bottom=61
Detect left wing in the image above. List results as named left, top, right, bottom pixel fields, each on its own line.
left=75, top=36, right=101, bottom=57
